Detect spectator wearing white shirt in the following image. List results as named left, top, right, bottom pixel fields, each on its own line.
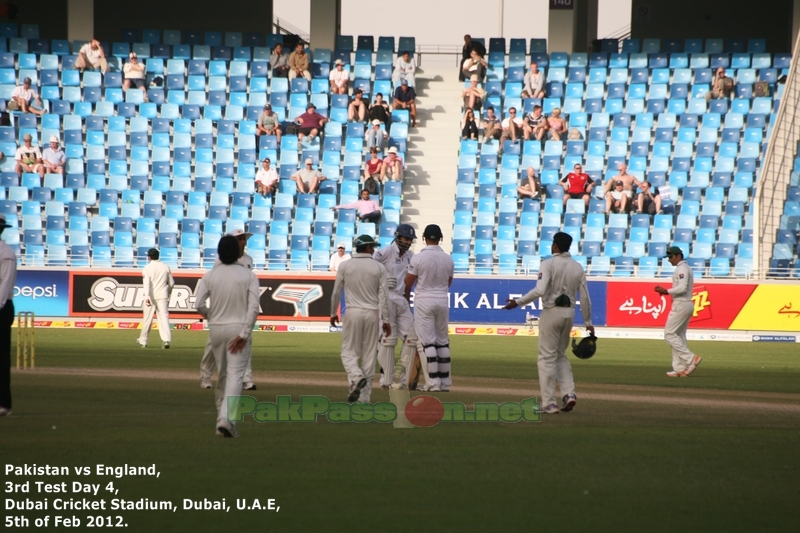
left=74, top=39, right=108, bottom=73
left=329, top=243, right=352, bottom=272
left=392, top=50, right=416, bottom=87
left=15, top=133, right=42, bottom=179
left=498, top=108, right=524, bottom=153
left=329, top=59, right=349, bottom=95
left=41, top=136, right=66, bottom=176
left=380, top=146, right=404, bottom=182
left=254, top=157, right=278, bottom=197
left=521, top=62, right=546, bottom=99
left=9, top=77, right=43, bottom=116
left=122, top=52, right=148, bottom=102
left=331, top=189, right=382, bottom=224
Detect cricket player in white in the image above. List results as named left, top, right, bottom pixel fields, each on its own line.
left=503, top=232, right=594, bottom=414
left=200, top=229, right=257, bottom=390
left=373, top=224, right=419, bottom=389
left=331, top=235, right=391, bottom=403
left=195, top=236, right=260, bottom=438
left=655, top=247, right=702, bottom=377
left=137, top=248, right=174, bottom=349
left=405, top=224, right=454, bottom=392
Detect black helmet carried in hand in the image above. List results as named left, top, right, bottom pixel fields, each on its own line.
left=572, top=335, right=597, bottom=359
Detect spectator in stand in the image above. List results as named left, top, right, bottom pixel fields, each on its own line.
left=607, top=181, right=633, bottom=214
left=348, top=88, right=367, bottom=122
left=482, top=106, right=501, bottom=143
left=288, top=42, right=311, bottom=81
left=560, top=163, right=594, bottom=208
left=547, top=108, right=567, bottom=141
left=521, top=62, right=546, bottom=99
left=363, top=147, right=383, bottom=195
left=381, top=146, right=404, bottom=182
left=523, top=104, right=548, bottom=141
left=705, top=67, right=734, bottom=103
left=368, top=93, right=391, bottom=125
left=41, top=136, right=65, bottom=177
left=637, top=181, right=663, bottom=215
left=365, top=120, right=388, bottom=151
left=459, top=35, right=486, bottom=81
left=290, top=158, right=327, bottom=194
left=332, top=189, right=382, bottom=224
left=392, top=50, right=417, bottom=88
left=8, top=77, right=43, bottom=116
left=256, top=104, right=281, bottom=143
left=461, top=109, right=478, bottom=140
left=393, top=80, right=417, bottom=127
left=462, top=74, right=486, bottom=111
left=254, top=157, right=278, bottom=197
left=329, top=59, right=349, bottom=95
left=461, top=48, right=487, bottom=82
left=74, top=39, right=108, bottom=73
left=15, top=133, right=42, bottom=179
left=498, top=107, right=523, bottom=153
left=122, top=52, right=148, bottom=102
left=270, top=43, right=290, bottom=78
left=603, top=163, right=642, bottom=214
left=295, top=103, right=327, bottom=145
left=329, top=243, right=351, bottom=272
left=518, top=167, right=542, bottom=200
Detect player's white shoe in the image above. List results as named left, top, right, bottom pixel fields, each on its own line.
left=539, top=404, right=560, bottom=414
left=243, top=382, right=257, bottom=391
left=216, top=421, right=240, bottom=438
left=666, top=370, right=688, bottom=377
left=685, top=355, right=702, bottom=376
left=200, top=380, right=212, bottom=389
left=389, top=383, right=407, bottom=390
left=561, top=394, right=577, bottom=412
left=0, top=407, right=11, bottom=416
left=136, top=341, right=147, bottom=349
left=162, top=342, right=170, bottom=349
left=348, top=377, right=368, bottom=402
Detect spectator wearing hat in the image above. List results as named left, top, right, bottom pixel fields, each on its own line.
left=9, top=77, right=43, bottom=116
left=462, top=74, right=486, bottom=111
left=347, top=88, right=367, bottom=122
left=122, top=52, right=148, bottom=101
left=270, top=43, right=290, bottom=78
left=15, top=133, right=42, bottom=179
left=329, top=243, right=352, bottom=272
left=288, top=42, right=311, bottom=81
left=603, top=163, right=642, bottom=214
left=368, top=93, right=391, bottom=125
left=332, top=189, right=382, bottom=224
left=256, top=104, right=281, bottom=142
left=392, top=50, right=417, bottom=88
left=329, top=59, right=349, bottom=95
left=74, top=39, right=108, bottom=73
left=295, top=103, right=327, bottom=145
left=607, top=180, right=632, bottom=214
left=291, top=158, right=327, bottom=194
left=41, top=136, right=66, bottom=176
left=381, top=146, right=404, bottom=182
left=393, top=79, right=417, bottom=127
left=365, top=119, right=388, bottom=151
left=0, top=214, right=16, bottom=417
left=254, top=157, right=278, bottom=197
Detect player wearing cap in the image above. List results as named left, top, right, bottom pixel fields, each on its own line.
left=195, top=236, right=260, bottom=438
left=0, top=214, right=17, bottom=416
left=10, top=77, right=43, bottom=116
left=137, top=249, right=174, bottom=349
left=655, top=247, right=702, bottom=377
left=329, top=243, right=351, bottom=272
left=331, top=235, right=391, bottom=403
left=374, top=224, right=421, bottom=389
left=200, top=229, right=257, bottom=390
left=502, top=232, right=594, bottom=414
left=255, top=157, right=278, bottom=197
left=405, top=224, right=454, bottom=392
left=41, top=136, right=65, bottom=176
left=290, top=158, right=327, bottom=194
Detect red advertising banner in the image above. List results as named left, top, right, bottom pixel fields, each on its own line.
left=605, top=282, right=758, bottom=329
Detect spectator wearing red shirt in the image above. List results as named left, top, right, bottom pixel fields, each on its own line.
left=560, top=164, right=594, bottom=208
left=295, top=103, right=328, bottom=144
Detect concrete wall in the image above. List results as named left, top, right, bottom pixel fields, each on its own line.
left=630, top=0, right=794, bottom=53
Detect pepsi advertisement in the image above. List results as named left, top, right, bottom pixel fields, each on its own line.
left=13, top=270, right=70, bottom=316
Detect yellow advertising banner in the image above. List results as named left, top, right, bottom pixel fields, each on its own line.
left=730, top=285, right=800, bottom=331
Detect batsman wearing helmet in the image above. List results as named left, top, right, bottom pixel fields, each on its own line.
left=502, top=232, right=594, bottom=414
left=373, top=224, right=422, bottom=389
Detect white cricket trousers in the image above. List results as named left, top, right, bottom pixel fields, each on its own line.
left=664, top=299, right=695, bottom=372
left=209, top=324, right=252, bottom=425
left=378, top=295, right=414, bottom=387
left=138, top=298, right=171, bottom=344
left=413, top=297, right=450, bottom=388
left=201, top=336, right=253, bottom=383
left=536, top=307, right=576, bottom=407
left=340, top=307, right=379, bottom=402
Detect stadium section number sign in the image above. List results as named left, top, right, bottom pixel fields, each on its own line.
left=550, top=0, right=575, bottom=9
left=69, top=271, right=335, bottom=320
